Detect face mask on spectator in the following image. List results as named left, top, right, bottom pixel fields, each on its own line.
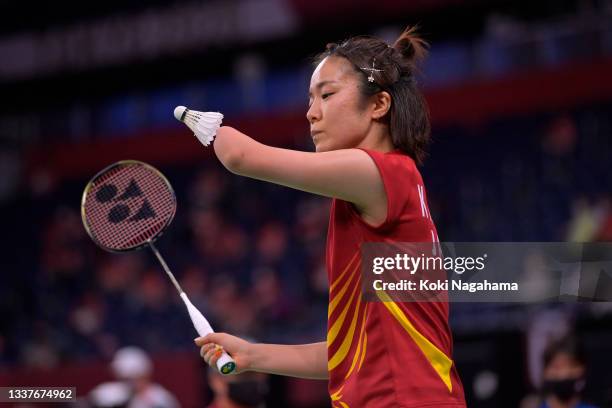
left=541, top=377, right=585, bottom=402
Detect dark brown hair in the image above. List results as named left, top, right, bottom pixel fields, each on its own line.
left=543, top=336, right=587, bottom=369
left=313, top=26, right=430, bottom=165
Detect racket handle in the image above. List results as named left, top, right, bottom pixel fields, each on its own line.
left=180, top=293, right=237, bottom=375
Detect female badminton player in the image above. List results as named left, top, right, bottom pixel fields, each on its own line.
left=195, top=26, right=466, bottom=407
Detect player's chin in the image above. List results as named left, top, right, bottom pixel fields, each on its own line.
left=313, top=139, right=332, bottom=153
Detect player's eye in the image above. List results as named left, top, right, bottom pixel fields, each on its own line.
left=322, top=92, right=334, bottom=100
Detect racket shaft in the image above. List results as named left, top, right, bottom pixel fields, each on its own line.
left=149, top=243, right=183, bottom=294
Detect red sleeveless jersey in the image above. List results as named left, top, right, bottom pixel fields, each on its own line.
left=325, top=149, right=466, bottom=407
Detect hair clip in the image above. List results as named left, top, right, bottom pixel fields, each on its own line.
left=361, top=58, right=384, bottom=83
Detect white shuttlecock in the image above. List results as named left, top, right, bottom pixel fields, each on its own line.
left=174, top=106, right=223, bottom=147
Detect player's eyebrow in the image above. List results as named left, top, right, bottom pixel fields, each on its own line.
left=308, top=80, right=338, bottom=97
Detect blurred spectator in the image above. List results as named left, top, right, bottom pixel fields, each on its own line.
left=88, top=382, right=131, bottom=408
left=538, top=337, right=597, bottom=408
left=255, top=222, right=289, bottom=265
left=189, top=208, right=226, bottom=268
left=189, top=169, right=228, bottom=210
left=250, top=267, right=296, bottom=334
left=255, top=221, right=306, bottom=299
left=206, top=365, right=269, bottom=408
left=180, top=264, right=211, bottom=314
left=132, top=271, right=179, bottom=352
left=20, top=320, right=59, bottom=369
left=594, top=195, right=612, bottom=241
left=137, top=271, right=170, bottom=309
left=565, top=197, right=609, bottom=242
left=526, top=308, right=573, bottom=389
left=216, top=223, right=250, bottom=273
left=97, top=255, right=143, bottom=294
left=68, top=291, right=110, bottom=358
left=93, top=346, right=181, bottom=408
left=293, top=197, right=329, bottom=257
left=542, top=115, right=577, bottom=158
left=42, top=207, right=91, bottom=303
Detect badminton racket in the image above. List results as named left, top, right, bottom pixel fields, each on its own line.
left=81, top=160, right=236, bottom=375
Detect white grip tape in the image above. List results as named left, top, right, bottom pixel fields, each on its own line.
left=216, top=352, right=235, bottom=374
left=180, top=292, right=236, bottom=375
left=180, top=292, right=214, bottom=335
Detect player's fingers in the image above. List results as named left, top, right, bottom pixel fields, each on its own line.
left=202, top=344, right=224, bottom=366
left=199, top=343, right=216, bottom=361
left=195, top=333, right=222, bottom=347
left=203, top=348, right=215, bottom=365
left=200, top=343, right=223, bottom=363
left=208, top=346, right=224, bottom=368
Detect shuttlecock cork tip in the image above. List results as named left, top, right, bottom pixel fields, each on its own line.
left=174, top=106, right=187, bottom=122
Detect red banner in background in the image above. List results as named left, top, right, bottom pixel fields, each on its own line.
left=288, top=0, right=494, bottom=23
left=426, top=57, right=612, bottom=124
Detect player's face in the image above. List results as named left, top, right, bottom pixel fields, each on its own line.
left=307, top=56, right=372, bottom=152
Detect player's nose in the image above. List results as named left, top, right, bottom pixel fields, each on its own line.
left=306, top=100, right=321, bottom=124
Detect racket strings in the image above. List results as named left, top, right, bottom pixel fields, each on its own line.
left=83, top=163, right=176, bottom=251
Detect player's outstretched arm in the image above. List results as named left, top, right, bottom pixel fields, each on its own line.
left=213, top=126, right=387, bottom=224
left=195, top=333, right=328, bottom=380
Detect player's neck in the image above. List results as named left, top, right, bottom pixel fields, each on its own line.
left=358, top=125, right=394, bottom=153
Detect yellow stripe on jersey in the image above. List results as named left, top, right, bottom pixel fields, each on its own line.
left=377, top=290, right=454, bottom=392
left=357, top=332, right=367, bottom=371
left=328, top=295, right=362, bottom=371
left=330, top=385, right=344, bottom=401
left=330, top=252, right=359, bottom=292
left=344, top=303, right=368, bottom=379
left=330, top=387, right=350, bottom=408
left=328, top=275, right=361, bottom=345
left=328, top=259, right=359, bottom=318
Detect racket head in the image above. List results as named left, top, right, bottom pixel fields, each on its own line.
left=81, top=160, right=177, bottom=252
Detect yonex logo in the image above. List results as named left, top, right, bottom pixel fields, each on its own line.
left=221, top=363, right=235, bottom=374
left=95, top=179, right=156, bottom=223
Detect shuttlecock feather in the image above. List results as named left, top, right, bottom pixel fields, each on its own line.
left=173, top=106, right=223, bottom=147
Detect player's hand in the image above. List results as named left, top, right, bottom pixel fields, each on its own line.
left=195, top=333, right=253, bottom=374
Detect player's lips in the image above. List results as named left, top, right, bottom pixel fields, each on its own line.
left=310, top=130, right=323, bottom=139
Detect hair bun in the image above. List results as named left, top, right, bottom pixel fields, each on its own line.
left=393, top=26, right=428, bottom=66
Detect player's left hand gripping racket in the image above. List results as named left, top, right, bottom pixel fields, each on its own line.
left=81, top=160, right=236, bottom=375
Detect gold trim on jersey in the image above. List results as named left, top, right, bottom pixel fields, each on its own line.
left=328, top=263, right=359, bottom=319
left=344, top=303, right=369, bottom=379
left=328, top=253, right=359, bottom=318
left=377, top=289, right=454, bottom=392
left=330, top=252, right=359, bottom=292
left=331, top=385, right=350, bottom=408
left=328, top=295, right=362, bottom=371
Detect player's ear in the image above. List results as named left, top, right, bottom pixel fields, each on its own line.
left=371, top=91, right=391, bottom=120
